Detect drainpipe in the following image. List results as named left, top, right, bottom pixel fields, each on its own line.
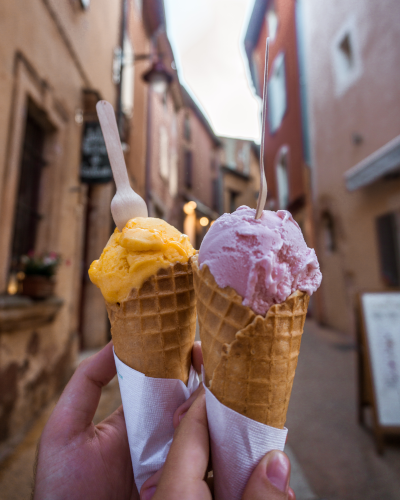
left=145, top=83, right=153, bottom=213
left=117, top=0, right=128, bottom=137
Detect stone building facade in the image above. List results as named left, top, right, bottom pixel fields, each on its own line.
left=243, top=0, right=314, bottom=250
left=0, top=0, right=121, bottom=453
left=301, top=0, right=400, bottom=334
left=179, top=87, right=221, bottom=249
left=218, top=137, right=260, bottom=214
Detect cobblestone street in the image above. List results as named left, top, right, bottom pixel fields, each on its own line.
left=1, top=321, right=400, bottom=500
left=286, top=321, right=400, bottom=500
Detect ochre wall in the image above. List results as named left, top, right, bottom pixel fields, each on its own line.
left=0, top=0, right=120, bottom=447
left=303, top=0, right=400, bottom=333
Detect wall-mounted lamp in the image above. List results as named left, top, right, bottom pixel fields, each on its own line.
left=142, top=59, right=173, bottom=94
left=183, top=201, right=197, bottom=215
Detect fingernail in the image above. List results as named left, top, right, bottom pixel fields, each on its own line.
left=178, top=411, right=187, bottom=422
left=141, top=486, right=156, bottom=500
left=266, top=451, right=290, bottom=492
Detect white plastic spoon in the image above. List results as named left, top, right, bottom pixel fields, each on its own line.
left=255, top=38, right=270, bottom=220
left=96, top=100, right=148, bottom=230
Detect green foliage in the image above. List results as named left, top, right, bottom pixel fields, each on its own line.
left=21, top=252, right=61, bottom=277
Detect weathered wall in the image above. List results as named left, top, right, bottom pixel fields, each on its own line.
left=303, top=0, right=400, bottom=333
left=126, top=0, right=151, bottom=200
left=252, top=0, right=305, bottom=206
left=0, top=0, right=120, bottom=447
left=148, top=86, right=181, bottom=224
left=181, top=106, right=219, bottom=213
left=220, top=138, right=260, bottom=213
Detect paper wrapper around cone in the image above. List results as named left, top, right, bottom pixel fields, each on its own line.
left=106, top=259, right=196, bottom=385
left=192, top=254, right=309, bottom=429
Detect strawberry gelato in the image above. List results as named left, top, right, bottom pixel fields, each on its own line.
left=198, top=206, right=322, bottom=315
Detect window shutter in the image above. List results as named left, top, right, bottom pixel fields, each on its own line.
left=11, top=115, right=46, bottom=268
left=184, top=150, right=193, bottom=188
left=212, top=178, right=219, bottom=211
left=376, top=213, right=400, bottom=286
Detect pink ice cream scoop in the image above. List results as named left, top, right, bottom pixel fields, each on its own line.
left=198, top=206, right=322, bottom=316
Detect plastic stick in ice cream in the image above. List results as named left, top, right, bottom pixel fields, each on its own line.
left=96, top=100, right=148, bottom=229
left=192, top=206, right=322, bottom=428
left=255, top=37, right=269, bottom=220
left=90, top=217, right=197, bottom=384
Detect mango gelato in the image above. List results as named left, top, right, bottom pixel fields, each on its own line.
left=89, top=217, right=195, bottom=303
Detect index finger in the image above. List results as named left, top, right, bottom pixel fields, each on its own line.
left=152, top=389, right=211, bottom=500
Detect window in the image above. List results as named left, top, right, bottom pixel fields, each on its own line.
left=154, top=204, right=164, bottom=220
left=159, top=126, right=169, bottom=180
left=331, top=16, right=362, bottom=96
left=376, top=212, right=400, bottom=286
left=184, top=150, right=193, bottom=188
left=238, top=143, right=250, bottom=176
left=184, top=115, right=191, bottom=141
left=276, top=148, right=289, bottom=209
left=162, top=92, right=168, bottom=111
left=11, top=114, right=46, bottom=270
left=121, top=35, right=134, bottom=118
left=266, top=2, right=278, bottom=41
left=339, top=35, right=354, bottom=72
left=212, top=178, right=219, bottom=212
left=169, top=151, right=178, bottom=197
left=229, top=190, right=239, bottom=213
left=268, top=53, right=287, bottom=133
left=321, top=211, right=337, bottom=253
left=134, top=0, right=143, bottom=17
left=225, top=138, right=236, bottom=169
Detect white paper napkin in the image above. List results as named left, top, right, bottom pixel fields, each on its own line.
left=204, top=380, right=288, bottom=500
left=114, top=351, right=200, bottom=492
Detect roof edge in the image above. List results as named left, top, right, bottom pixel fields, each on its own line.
left=243, top=0, right=268, bottom=95
left=181, top=86, right=221, bottom=147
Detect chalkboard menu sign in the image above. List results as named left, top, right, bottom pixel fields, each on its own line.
left=358, top=292, right=400, bottom=453
left=80, top=122, right=113, bottom=183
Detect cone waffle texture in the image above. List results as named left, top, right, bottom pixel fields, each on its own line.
left=192, top=254, right=309, bottom=428
left=106, top=260, right=196, bottom=385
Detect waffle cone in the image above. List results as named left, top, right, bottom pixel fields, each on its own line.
left=192, top=254, right=309, bottom=428
left=106, top=259, right=196, bottom=384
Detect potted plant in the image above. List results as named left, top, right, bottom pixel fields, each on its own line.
left=20, top=252, right=61, bottom=299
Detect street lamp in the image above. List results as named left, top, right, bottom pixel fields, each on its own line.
left=183, top=201, right=197, bottom=215
left=142, top=59, right=173, bottom=94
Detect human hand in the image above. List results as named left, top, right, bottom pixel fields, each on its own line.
left=141, top=377, right=296, bottom=500
left=33, top=340, right=204, bottom=500
left=33, top=341, right=138, bottom=500
left=140, top=386, right=211, bottom=500
left=242, top=450, right=296, bottom=500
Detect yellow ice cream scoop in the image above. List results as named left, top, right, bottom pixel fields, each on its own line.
left=89, top=217, right=195, bottom=303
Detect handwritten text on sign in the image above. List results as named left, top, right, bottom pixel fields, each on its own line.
left=362, top=293, right=400, bottom=426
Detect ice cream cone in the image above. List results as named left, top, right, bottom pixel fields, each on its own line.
left=192, top=254, right=309, bottom=428
left=107, top=259, right=196, bottom=385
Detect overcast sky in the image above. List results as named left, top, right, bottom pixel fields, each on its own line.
left=164, top=0, right=260, bottom=141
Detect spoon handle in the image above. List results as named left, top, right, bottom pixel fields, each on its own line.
left=96, top=100, right=130, bottom=192
left=255, top=38, right=269, bottom=220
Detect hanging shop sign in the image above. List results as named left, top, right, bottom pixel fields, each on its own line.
left=80, top=122, right=112, bottom=183
left=357, top=291, right=400, bottom=454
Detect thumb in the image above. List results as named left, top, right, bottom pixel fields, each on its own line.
left=242, top=450, right=291, bottom=500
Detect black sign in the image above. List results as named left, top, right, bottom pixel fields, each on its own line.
left=80, top=122, right=113, bottom=184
